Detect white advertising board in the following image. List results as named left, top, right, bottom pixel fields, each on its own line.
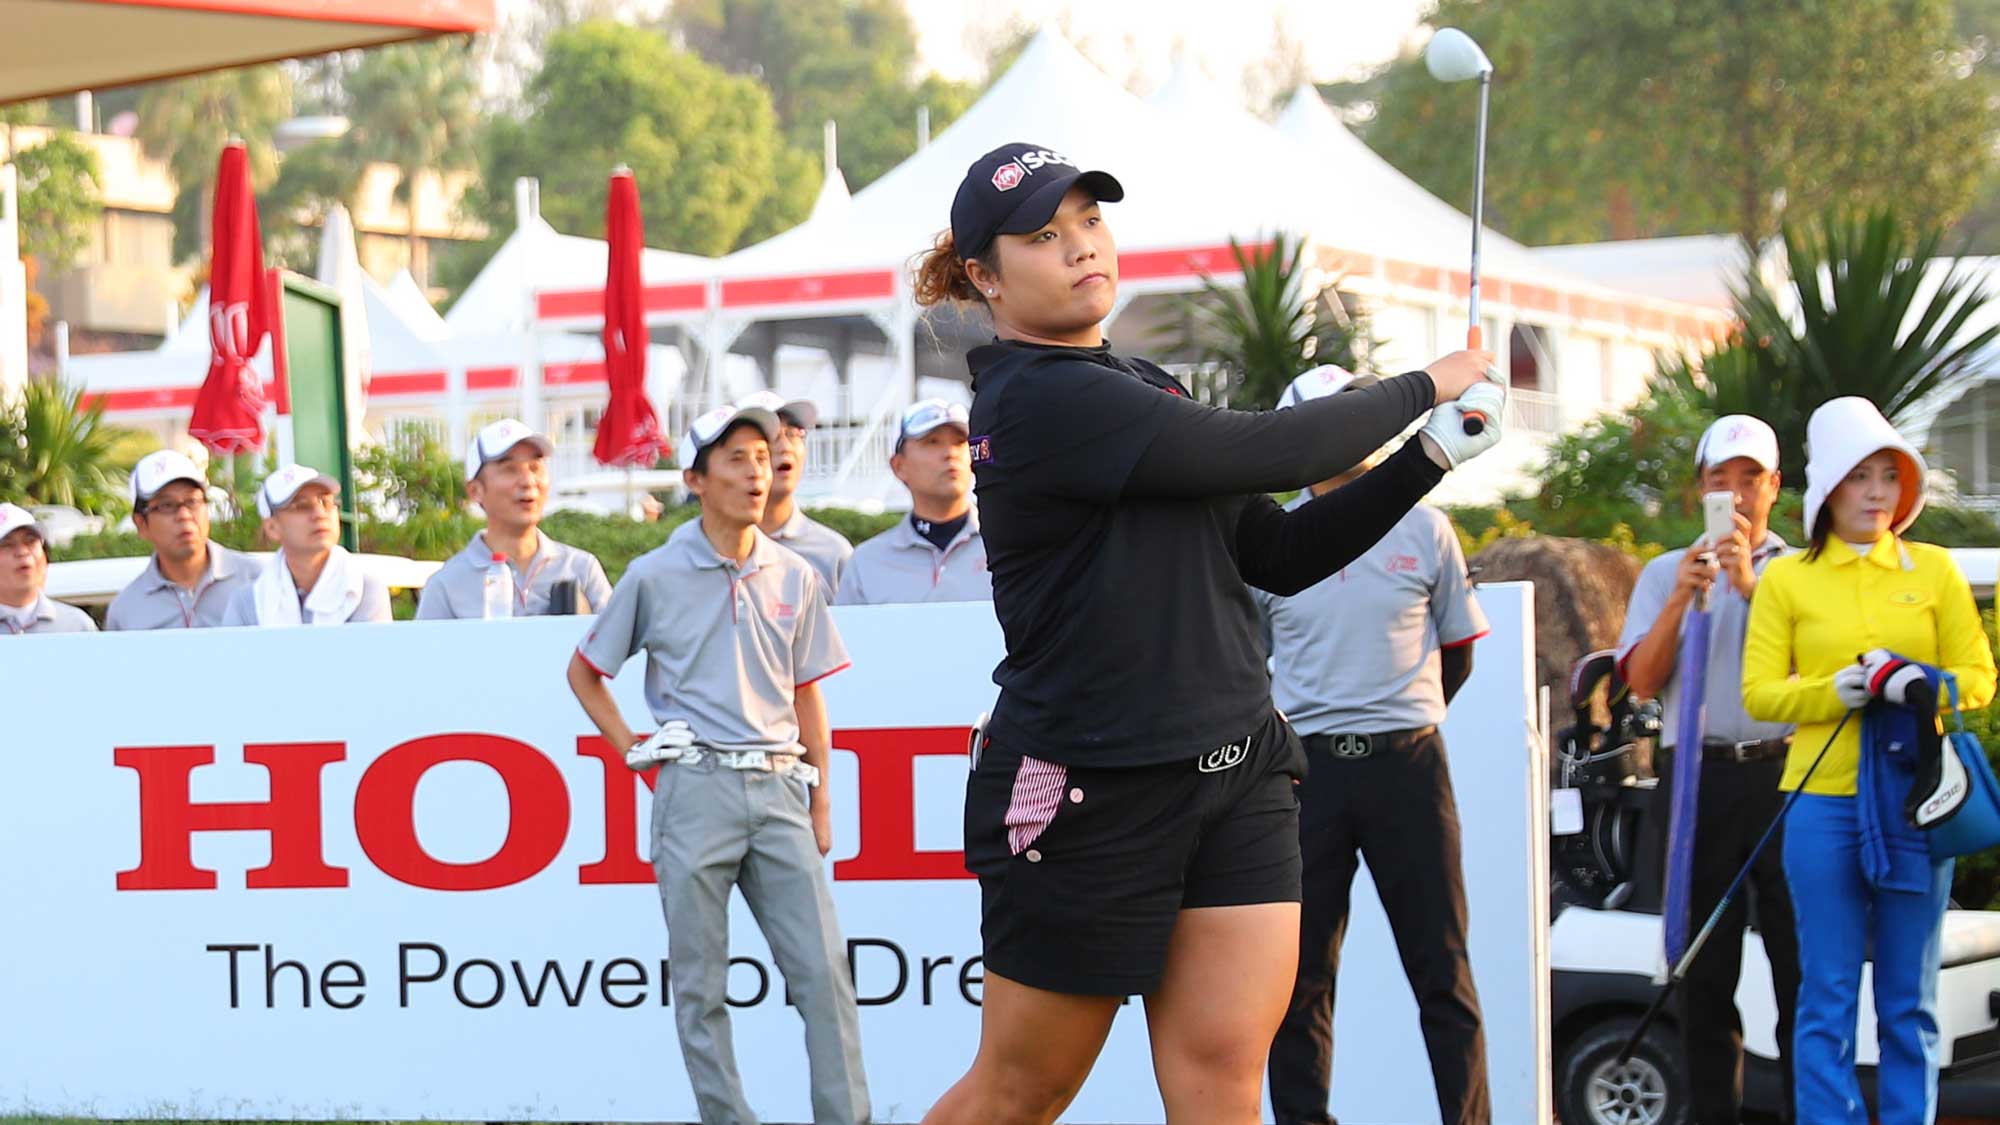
left=0, top=588, right=1546, bottom=1123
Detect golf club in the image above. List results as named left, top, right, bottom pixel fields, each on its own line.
left=1616, top=705, right=1860, bottom=1064
left=1423, top=27, right=1496, bottom=436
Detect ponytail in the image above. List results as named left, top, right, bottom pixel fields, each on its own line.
left=912, top=228, right=997, bottom=307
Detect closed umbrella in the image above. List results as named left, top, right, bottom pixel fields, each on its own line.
left=187, top=141, right=271, bottom=455
left=591, top=168, right=665, bottom=472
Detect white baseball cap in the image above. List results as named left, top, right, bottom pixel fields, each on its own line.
left=679, top=403, right=781, bottom=471
left=1695, top=415, right=1780, bottom=473
left=737, top=389, right=819, bottom=431
left=131, top=449, right=206, bottom=506
left=896, top=399, right=970, bottom=451
left=1275, top=364, right=1380, bottom=410
left=464, top=418, right=555, bottom=483
left=0, top=502, right=48, bottom=545
left=257, top=463, right=341, bottom=518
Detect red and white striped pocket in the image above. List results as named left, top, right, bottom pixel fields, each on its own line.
left=1005, top=755, right=1069, bottom=855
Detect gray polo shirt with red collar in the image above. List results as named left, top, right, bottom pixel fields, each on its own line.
left=105, top=543, right=261, bottom=630
left=415, top=531, right=613, bottom=619
left=576, top=519, right=849, bottom=752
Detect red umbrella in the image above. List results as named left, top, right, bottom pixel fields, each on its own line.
left=592, top=168, right=666, bottom=468
left=188, top=141, right=271, bottom=454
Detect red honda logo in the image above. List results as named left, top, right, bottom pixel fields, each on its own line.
left=991, top=162, right=1027, bottom=192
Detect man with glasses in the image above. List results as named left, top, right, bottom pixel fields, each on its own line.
left=106, top=449, right=261, bottom=630
left=221, top=464, right=390, bottom=626
left=0, top=503, right=96, bottom=635
left=415, top=418, right=613, bottom=619
left=739, top=390, right=852, bottom=594
left=836, top=398, right=989, bottom=605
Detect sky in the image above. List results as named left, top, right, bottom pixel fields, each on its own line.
left=496, top=0, right=1435, bottom=98
left=909, top=0, right=1433, bottom=91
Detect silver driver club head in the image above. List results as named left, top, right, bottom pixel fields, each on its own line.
left=1425, top=28, right=1493, bottom=83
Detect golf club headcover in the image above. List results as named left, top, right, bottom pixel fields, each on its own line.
left=1898, top=674, right=1969, bottom=829
left=1833, top=663, right=1873, bottom=710
left=1863, top=648, right=1927, bottom=705
left=1420, top=382, right=1506, bottom=468
left=626, top=719, right=696, bottom=770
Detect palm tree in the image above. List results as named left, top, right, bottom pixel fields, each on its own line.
left=135, top=67, right=292, bottom=259
left=342, top=41, right=482, bottom=288
left=0, top=378, right=131, bottom=513
left=1661, top=209, right=2000, bottom=474
left=1160, top=232, right=1373, bottom=410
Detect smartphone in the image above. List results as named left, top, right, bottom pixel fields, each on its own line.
left=1702, top=490, right=1736, bottom=547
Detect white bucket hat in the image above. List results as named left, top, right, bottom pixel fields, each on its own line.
left=1803, top=397, right=1926, bottom=538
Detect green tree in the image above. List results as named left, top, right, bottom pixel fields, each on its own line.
left=1660, top=210, right=2000, bottom=476
left=341, top=39, right=483, bottom=287
left=668, top=0, right=976, bottom=192
left=1359, top=0, right=1995, bottom=245
left=0, top=378, right=131, bottom=513
left=462, top=21, right=788, bottom=258
left=1160, top=233, right=1373, bottom=411
left=0, top=100, right=48, bottom=163
left=12, top=131, right=103, bottom=274
left=134, top=66, right=292, bottom=262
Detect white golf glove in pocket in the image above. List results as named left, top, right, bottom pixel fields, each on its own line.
left=626, top=720, right=696, bottom=770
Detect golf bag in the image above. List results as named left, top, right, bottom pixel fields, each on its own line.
left=1552, top=649, right=1663, bottom=911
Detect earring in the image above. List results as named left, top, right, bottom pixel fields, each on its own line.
left=985, top=289, right=995, bottom=296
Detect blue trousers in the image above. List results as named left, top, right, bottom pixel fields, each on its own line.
left=1782, top=793, right=1952, bottom=1125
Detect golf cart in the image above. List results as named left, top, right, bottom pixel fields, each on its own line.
left=1548, top=651, right=2000, bottom=1124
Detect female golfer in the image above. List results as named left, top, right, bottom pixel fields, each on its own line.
left=914, top=142, right=1507, bottom=1124
left=1744, top=397, right=1996, bottom=1124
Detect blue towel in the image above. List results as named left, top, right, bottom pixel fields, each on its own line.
left=1858, top=659, right=1944, bottom=892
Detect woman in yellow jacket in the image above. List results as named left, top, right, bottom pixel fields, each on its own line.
left=1743, top=397, right=1996, bottom=1124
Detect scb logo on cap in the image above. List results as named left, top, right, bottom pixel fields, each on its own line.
left=991, top=148, right=1076, bottom=192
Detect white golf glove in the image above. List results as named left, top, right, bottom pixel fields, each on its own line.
left=1418, top=382, right=1506, bottom=469
left=626, top=720, right=696, bottom=770
left=1832, top=664, right=1872, bottom=710
left=1860, top=648, right=1926, bottom=705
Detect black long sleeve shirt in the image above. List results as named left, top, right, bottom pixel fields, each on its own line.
left=966, top=339, right=1444, bottom=767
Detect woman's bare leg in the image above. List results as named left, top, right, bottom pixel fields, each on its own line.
left=1143, top=902, right=1301, bottom=1124
left=921, top=968, right=1122, bottom=1125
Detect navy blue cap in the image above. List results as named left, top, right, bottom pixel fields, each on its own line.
left=950, top=142, right=1124, bottom=259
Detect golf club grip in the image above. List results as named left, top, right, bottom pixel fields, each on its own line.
left=1461, top=324, right=1489, bottom=435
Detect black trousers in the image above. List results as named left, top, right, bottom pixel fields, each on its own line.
left=1655, top=746, right=1801, bottom=1125
left=1268, top=729, right=1490, bottom=1125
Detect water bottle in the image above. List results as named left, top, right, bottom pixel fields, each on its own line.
left=483, top=552, right=514, bottom=619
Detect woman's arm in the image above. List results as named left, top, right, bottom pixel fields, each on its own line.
left=1741, top=565, right=1849, bottom=725
left=1123, top=373, right=1437, bottom=499
left=1234, top=440, right=1445, bottom=596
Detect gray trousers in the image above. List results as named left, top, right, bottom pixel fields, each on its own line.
left=650, top=756, right=871, bottom=1125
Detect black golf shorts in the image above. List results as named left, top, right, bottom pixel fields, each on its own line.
left=962, top=708, right=1306, bottom=997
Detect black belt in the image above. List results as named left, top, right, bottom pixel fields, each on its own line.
left=1694, top=737, right=1791, bottom=764
left=1303, top=726, right=1438, bottom=761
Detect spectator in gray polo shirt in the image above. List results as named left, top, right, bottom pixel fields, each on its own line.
left=566, top=401, right=869, bottom=1125
left=740, top=390, right=853, bottom=593
left=1616, top=414, right=1798, bottom=1125
left=0, top=503, right=96, bottom=635
left=1258, top=366, right=1492, bottom=1125
left=106, top=449, right=260, bottom=630
left=415, top=418, right=612, bottom=619
left=836, top=398, right=990, bottom=605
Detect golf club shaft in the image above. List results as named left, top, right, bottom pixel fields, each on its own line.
left=1461, top=75, right=1494, bottom=436
left=1614, top=707, right=1858, bottom=1063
